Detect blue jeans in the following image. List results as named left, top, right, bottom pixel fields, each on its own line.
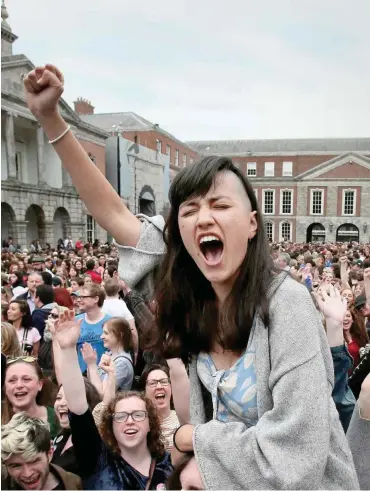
left=331, top=344, right=356, bottom=433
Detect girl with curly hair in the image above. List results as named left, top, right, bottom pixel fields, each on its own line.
left=54, top=309, right=172, bottom=490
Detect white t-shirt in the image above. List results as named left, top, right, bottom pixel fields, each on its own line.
left=101, top=297, right=134, bottom=321
left=16, top=327, right=41, bottom=351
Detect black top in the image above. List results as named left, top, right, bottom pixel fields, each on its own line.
left=69, top=409, right=173, bottom=490
left=51, top=429, right=80, bottom=478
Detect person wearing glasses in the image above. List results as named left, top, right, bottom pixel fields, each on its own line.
left=1, top=357, right=60, bottom=439
left=54, top=309, right=172, bottom=490
left=75, top=283, right=111, bottom=373
left=140, top=364, right=180, bottom=451
left=37, top=305, right=69, bottom=375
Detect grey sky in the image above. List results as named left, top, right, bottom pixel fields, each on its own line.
left=8, top=0, right=370, bottom=141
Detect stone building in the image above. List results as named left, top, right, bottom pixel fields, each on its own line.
left=1, top=4, right=108, bottom=248
left=104, top=135, right=170, bottom=219
left=73, top=101, right=198, bottom=183
left=188, top=138, right=370, bottom=243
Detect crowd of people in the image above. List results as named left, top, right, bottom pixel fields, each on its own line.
left=0, top=63, right=370, bottom=490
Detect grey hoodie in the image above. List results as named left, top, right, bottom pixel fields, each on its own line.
left=118, top=215, right=361, bottom=490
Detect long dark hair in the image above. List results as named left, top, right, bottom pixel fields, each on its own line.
left=154, top=156, right=274, bottom=362
left=9, top=300, right=32, bottom=329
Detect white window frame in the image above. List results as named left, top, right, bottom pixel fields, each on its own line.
left=175, top=149, right=179, bottom=166
left=264, top=161, right=275, bottom=177
left=280, top=189, right=293, bottom=215
left=189, top=157, right=194, bottom=166
left=182, top=154, right=187, bottom=167
left=86, top=215, right=96, bottom=243
left=247, top=162, right=257, bottom=177
left=342, top=189, right=356, bottom=216
left=263, top=189, right=275, bottom=215
left=279, top=220, right=292, bottom=241
left=310, top=189, right=324, bottom=216
left=156, top=140, right=162, bottom=153
left=282, top=161, right=293, bottom=177
left=264, top=221, right=274, bottom=242
left=166, top=144, right=171, bottom=157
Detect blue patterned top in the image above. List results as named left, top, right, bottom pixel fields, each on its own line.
left=197, top=324, right=258, bottom=427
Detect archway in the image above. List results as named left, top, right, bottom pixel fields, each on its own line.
left=306, top=223, right=326, bottom=242
left=53, top=207, right=71, bottom=245
left=25, top=205, right=46, bottom=245
left=139, top=185, right=156, bottom=217
left=336, top=223, right=359, bottom=242
left=1, top=202, right=16, bottom=244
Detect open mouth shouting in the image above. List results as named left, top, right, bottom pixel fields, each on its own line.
left=14, top=391, right=28, bottom=401
left=198, top=234, right=224, bottom=266
left=20, top=474, right=41, bottom=490
left=123, top=428, right=139, bottom=438
left=154, top=390, right=167, bottom=406
left=57, top=410, right=69, bottom=425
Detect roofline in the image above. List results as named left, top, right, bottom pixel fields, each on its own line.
left=186, top=137, right=370, bottom=144
left=84, top=111, right=197, bottom=153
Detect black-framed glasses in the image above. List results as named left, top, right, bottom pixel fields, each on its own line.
left=77, top=295, right=95, bottom=300
left=112, top=410, right=148, bottom=423
left=146, top=378, right=170, bottom=388
left=49, top=313, right=59, bottom=319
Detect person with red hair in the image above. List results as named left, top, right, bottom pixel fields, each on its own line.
left=53, top=277, right=74, bottom=309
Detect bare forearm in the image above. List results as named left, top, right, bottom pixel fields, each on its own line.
left=167, top=358, right=190, bottom=424
left=326, top=319, right=344, bottom=348
left=60, top=347, right=88, bottom=415
left=364, top=278, right=370, bottom=305
left=87, top=364, right=103, bottom=397
left=340, top=265, right=350, bottom=289
left=103, top=372, right=116, bottom=406
left=37, top=113, right=140, bottom=246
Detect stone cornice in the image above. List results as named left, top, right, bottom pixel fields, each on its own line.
left=1, top=92, right=109, bottom=143
left=1, top=180, right=80, bottom=199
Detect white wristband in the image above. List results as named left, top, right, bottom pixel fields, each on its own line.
left=48, top=125, right=71, bottom=145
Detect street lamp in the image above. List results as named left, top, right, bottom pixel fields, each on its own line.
left=112, top=123, right=123, bottom=197
left=127, top=142, right=140, bottom=214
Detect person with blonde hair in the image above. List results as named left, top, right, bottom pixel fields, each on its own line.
left=1, top=322, right=22, bottom=358
left=1, top=412, right=81, bottom=490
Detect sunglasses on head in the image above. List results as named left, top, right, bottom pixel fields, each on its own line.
left=7, top=356, right=37, bottom=365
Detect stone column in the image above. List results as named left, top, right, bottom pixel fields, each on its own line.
left=70, top=222, right=85, bottom=243
left=62, top=167, right=73, bottom=187
left=14, top=221, right=28, bottom=249
left=43, top=222, right=55, bottom=248
left=5, top=112, right=17, bottom=179
left=36, top=126, right=46, bottom=184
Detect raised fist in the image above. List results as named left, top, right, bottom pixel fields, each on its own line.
left=23, top=64, right=64, bottom=120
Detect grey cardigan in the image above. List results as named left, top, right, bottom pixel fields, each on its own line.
left=117, top=215, right=361, bottom=490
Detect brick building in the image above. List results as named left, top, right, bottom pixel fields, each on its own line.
left=74, top=101, right=198, bottom=183
left=187, top=138, right=370, bottom=243
left=1, top=5, right=108, bottom=248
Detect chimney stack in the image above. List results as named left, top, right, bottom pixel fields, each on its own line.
left=73, top=97, right=95, bottom=115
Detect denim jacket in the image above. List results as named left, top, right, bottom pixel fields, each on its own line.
left=331, top=344, right=356, bottom=433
